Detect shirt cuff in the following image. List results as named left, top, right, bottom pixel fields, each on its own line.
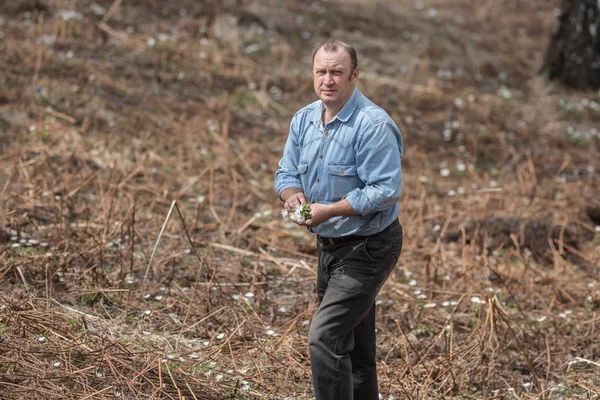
left=344, top=188, right=377, bottom=215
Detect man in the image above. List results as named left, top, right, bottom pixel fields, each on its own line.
left=275, top=39, right=404, bottom=400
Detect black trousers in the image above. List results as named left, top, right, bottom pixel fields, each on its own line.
left=309, top=220, right=403, bottom=400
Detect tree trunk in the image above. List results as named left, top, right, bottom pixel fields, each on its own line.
left=543, top=0, right=600, bottom=89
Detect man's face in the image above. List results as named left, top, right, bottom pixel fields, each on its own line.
left=313, top=48, right=359, bottom=111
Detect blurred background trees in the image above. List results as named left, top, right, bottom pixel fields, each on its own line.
left=544, top=0, right=600, bottom=89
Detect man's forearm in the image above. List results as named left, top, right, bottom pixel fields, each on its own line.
left=309, top=199, right=358, bottom=227
left=326, top=199, right=358, bottom=217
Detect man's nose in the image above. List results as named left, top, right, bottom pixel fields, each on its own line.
left=323, top=73, right=334, bottom=85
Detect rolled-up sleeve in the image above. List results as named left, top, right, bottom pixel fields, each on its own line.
left=275, top=118, right=303, bottom=198
left=344, top=121, right=403, bottom=215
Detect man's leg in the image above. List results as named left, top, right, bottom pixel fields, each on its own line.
left=308, top=273, right=376, bottom=400
left=309, top=225, right=402, bottom=400
left=350, top=301, right=378, bottom=399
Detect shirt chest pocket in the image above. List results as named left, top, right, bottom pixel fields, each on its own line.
left=327, top=163, right=361, bottom=202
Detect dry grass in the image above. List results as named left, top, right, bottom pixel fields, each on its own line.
left=1, top=0, right=600, bottom=398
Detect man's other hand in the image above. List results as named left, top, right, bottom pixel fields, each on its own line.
left=281, top=188, right=308, bottom=211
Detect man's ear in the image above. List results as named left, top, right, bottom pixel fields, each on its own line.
left=350, top=66, right=359, bottom=82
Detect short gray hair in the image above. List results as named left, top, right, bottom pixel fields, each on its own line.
left=312, top=39, right=358, bottom=72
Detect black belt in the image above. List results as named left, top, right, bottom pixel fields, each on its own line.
left=318, top=219, right=399, bottom=246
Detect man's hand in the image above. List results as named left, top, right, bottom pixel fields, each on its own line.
left=304, top=200, right=358, bottom=227
left=303, top=203, right=331, bottom=227
left=281, top=188, right=308, bottom=211
left=281, top=189, right=359, bottom=228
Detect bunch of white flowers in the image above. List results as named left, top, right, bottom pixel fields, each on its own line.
left=281, top=204, right=312, bottom=225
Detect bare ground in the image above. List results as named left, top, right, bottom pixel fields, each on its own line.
left=1, top=0, right=600, bottom=399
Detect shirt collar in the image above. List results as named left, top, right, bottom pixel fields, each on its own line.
left=336, top=87, right=360, bottom=122
left=310, top=87, right=360, bottom=125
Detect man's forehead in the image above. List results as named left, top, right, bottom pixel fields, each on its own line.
left=314, top=49, right=350, bottom=67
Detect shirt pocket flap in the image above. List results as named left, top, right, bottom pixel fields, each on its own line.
left=298, top=162, right=308, bottom=174
left=327, top=163, right=358, bottom=177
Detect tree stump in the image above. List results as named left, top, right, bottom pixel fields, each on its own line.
left=543, top=0, right=600, bottom=89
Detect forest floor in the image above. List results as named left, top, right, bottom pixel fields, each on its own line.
left=1, top=0, right=600, bottom=398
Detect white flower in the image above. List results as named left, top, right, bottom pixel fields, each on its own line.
left=216, top=333, right=225, bottom=340
left=443, top=129, right=452, bottom=141
left=281, top=204, right=312, bottom=225
left=498, top=86, right=512, bottom=99
left=471, top=296, right=483, bottom=304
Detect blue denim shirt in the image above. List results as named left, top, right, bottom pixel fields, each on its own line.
left=275, top=88, right=403, bottom=237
